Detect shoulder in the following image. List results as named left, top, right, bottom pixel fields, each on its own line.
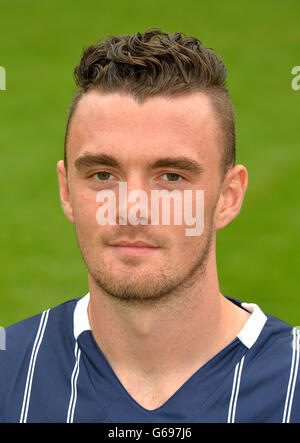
left=0, top=297, right=81, bottom=420
left=252, top=312, right=295, bottom=355
left=239, top=311, right=300, bottom=422
left=3, top=297, right=80, bottom=349
left=243, top=308, right=296, bottom=368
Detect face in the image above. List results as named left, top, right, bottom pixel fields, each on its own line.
left=58, top=90, right=247, bottom=302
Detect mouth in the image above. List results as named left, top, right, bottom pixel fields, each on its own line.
left=106, top=240, right=161, bottom=256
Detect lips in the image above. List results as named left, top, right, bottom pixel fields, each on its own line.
left=109, top=241, right=158, bottom=248
left=106, top=240, right=160, bottom=256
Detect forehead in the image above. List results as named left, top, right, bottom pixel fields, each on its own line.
left=67, top=90, right=222, bottom=169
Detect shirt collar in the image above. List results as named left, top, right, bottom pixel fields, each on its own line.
left=73, top=294, right=267, bottom=349
left=73, top=292, right=91, bottom=340
left=237, top=302, right=267, bottom=349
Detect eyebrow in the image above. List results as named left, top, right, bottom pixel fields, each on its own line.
left=75, top=153, right=120, bottom=171
left=74, top=152, right=204, bottom=175
left=150, top=157, right=204, bottom=175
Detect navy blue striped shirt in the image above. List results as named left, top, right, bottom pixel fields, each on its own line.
left=0, top=294, right=299, bottom=423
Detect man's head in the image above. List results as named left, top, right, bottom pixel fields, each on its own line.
left=58, top=28, right=247, bottom=304
left=64, top=28, right=236, bottom=176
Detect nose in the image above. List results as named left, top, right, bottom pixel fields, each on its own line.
left=117, top=176, right=152, bottom=226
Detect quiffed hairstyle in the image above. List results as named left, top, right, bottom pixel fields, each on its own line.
left=64, top=28, right=236, bottom=174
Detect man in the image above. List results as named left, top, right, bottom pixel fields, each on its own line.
left=0, top=28, right=299, bottom=423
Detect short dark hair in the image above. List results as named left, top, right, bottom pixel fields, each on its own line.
left=64, top=28, right=235, bottom=175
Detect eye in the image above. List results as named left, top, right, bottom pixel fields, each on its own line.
left=161, top=173, right=182, bottom=182
left=94, top=171, right=113, bottom=181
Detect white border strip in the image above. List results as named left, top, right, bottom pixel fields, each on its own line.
left=19, top=309, right=50, bottom=423
left=66, top=341, right=81, bottom=423
left=283, top=328, right=300, bottom=423
left=227, top=355, right=245, bottom=423
left=238, top=303, right=267, bottom=349
left=73, top=293, right=91, bottom=340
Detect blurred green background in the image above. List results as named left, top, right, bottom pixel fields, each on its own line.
left=0, top=0, right=299, bottom=327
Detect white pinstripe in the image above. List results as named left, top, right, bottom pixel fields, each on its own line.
left=227, top=355, right=245, bottom=423
left=66, top=341, right=81, bottom=423
left=19, top=309, right=50, bottom=423
left=283, top=328, right=300, bottom=423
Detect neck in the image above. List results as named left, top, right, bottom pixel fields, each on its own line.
left=87, top=254, right=250, bottom=380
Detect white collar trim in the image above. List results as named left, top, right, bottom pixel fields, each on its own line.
left=73, top=294, right=267, bottom=349
left=237, top=302, right=267, bottom=349
left=73, top=293, right=91, bottom=340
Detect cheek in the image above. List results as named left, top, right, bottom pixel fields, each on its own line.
left=72, top=190, right=100, bottom=233
left=178, top=189, right=216, bottom=237
left=166, top=224, right=208, bottom=254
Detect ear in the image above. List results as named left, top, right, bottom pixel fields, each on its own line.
left=214, top=164, right=248, bottom=231
left=57, top=160, right=75, bottom=224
